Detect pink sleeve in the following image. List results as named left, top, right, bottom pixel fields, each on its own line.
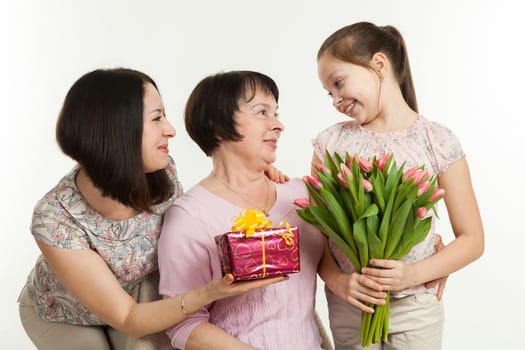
left=158, top=203, right=213, bottom=349
left=425, top=121, right=465, bottom=175
left=312, top=126, right=334, bottom=162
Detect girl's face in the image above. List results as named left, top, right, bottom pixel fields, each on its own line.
left=221, top=87, right=284, bottom=169
left=141, top=83, right=175, bottom=173
left=318, top=53, right=381, bottom=125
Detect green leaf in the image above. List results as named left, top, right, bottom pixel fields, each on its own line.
left=393, top=181, right=418, bottom=213
left=344, top=158, right=361, bottom=207
left=370, top=171, right=386, bottom=212
left=309, top=205, right=361, bottom=270
left=316, top=170, right=343, bottom=204
left=390, top=217, right=432, bottom=259
left=356, top=171, right=366, bottom=214
left=295, top=207, right=317, bottom=225
left=360, top=203, right=379, bottom=219
left=342, top=167, right=360, bottom=211
left=339, top=186, right=359, bottom=222
left=318, top=187, right=354, bottom=243
left=383, top=154, right=394, bottom=176
left=333, top=151, right=345, bottom=169
left=353, top=219, right=368, bottom=268
left=366, top=215, right=383, bottom=259
left=378, top=183, right=397, bottom=247
left=384, top=198, right=413, bottom=258
left=323, top=150, right=340, bottom=178
left=383, top=161, right=401, bottom=200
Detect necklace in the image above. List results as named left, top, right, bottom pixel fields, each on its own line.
left=212, top=173, right=271, bottom=217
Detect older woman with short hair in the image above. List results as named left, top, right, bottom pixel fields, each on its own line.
left=158, top=71, right=327, bottom=350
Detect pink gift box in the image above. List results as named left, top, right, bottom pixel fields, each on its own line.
left=215, top=226, right=300, bottom=281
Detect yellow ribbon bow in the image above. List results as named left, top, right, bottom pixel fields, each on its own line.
left=231, top=209, right=273, bottom=236
left=231, top=210, right=296, bottom=278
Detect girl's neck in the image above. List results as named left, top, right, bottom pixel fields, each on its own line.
left=364, top=110, right=419, bottom=133
left=75, top=167, right=138, bottom=221
left=362, top=75, right=419, bottom=133
left=364, top=93, right=419, bottom=133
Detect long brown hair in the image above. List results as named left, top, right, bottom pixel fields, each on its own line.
left=318, top=21, right=418, bottom=112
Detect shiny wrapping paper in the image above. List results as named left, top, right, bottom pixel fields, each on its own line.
left=215, top=226, right=300, bottom=281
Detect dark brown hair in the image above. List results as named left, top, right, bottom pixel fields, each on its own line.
left=56, top=68, right=174, bottom=212
left=185, top=70, right=279, bottom=156
left=318, top=21, right=418, bottom=112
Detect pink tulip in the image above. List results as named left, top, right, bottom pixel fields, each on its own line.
left=413, top=170, right=429, bottom=185
left=375, top=153, right=391, bottom=172
left=340, top=162, right=353, bottom=180
left=337, top=172, right=349, bottom=189
left=358, top=157, right=372, bottom=173
left=362, top=179, right=373, bottom=192
left=294, top=198, right=310, bottom=209
left=416, top=207, right=427, bottom=218
left=346, top=155, right=355, bottom=168
left=429, top=188, right=445, bottom=201
left=303, top=175, right=323, bottom=190
left=403, top=166, right=419, bottom=183
left=316, top=163, right=331, bottom=174
left=417, top=180, right=430, bottom=196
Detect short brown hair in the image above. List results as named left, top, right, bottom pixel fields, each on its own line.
left=185, top=70, right=279, bottom=156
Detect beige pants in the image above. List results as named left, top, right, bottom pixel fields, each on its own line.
left=18, top=286, right=171, bottom=350
left=330, top=292, right=444, bottom=350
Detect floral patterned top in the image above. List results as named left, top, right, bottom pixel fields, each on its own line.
left=313, top=116, right=464, bottom=297
left=23, top=157, right=183, bottom=325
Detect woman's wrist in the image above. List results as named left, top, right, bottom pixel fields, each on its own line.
left=179, top=294, right=190, bottom=316
left=177, top=286, right=210, bottom=317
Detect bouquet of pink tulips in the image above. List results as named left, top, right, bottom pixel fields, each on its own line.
left=294, top=151, right=445, bottom=347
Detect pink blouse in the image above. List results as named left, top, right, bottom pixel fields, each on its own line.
left=158, top=178, right=324, bottom=350
left=312, top=116, right=464, bottom=297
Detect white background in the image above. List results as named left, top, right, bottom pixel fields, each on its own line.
left=1, top=1, right=523, bottom=348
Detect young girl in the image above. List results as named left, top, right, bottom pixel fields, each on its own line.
left=313, top=22, right=484, bottom=350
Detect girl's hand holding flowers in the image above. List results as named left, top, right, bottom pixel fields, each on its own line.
left=328, top=271, right=386, bottom=313
left=363, top=234, right=449, bottom=297
left=362, top=259, right=416, bottom=292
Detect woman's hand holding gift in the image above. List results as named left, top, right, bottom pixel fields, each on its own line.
left=204, top=273, right=289, bottom=303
